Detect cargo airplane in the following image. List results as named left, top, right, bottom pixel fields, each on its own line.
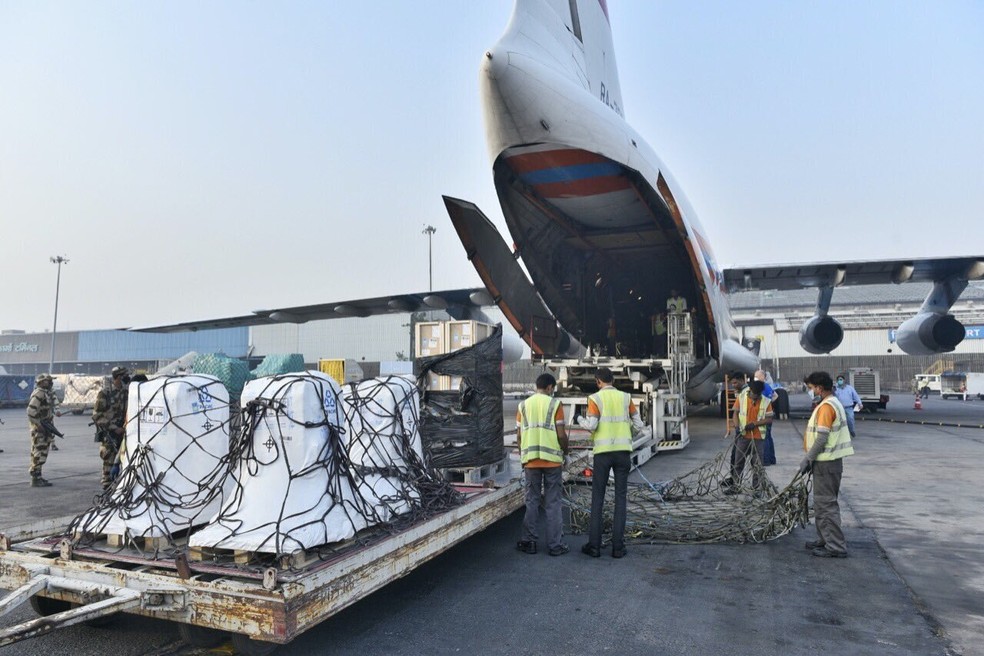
left=139, top=0, right=983, bottom=401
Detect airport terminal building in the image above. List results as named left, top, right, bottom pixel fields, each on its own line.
left=3, top=284, right=983, bottom=390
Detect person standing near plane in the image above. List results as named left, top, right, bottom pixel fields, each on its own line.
left=833, top=374, right=862, bottom=438
left=666, top=289, right=687, bottom=313
left=754, top=370, right=778, bottom=466
left=516, top=373, right=570, bottom=557
left=800, top=371, right=854, bottom=558
left=27, top=373, right=57, bottom=487
left=577, top=367, right=647, bottom=558
left=92, top=366, right=130, bottom=490
left=723, top=379, right=773, bottom=495
left=650, top=311, right=667, bottom=356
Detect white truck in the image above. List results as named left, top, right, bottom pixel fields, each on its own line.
left=940, top=372, right=984, bottom=400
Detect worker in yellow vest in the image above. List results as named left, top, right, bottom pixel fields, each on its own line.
left=799, top=371, right=855, bottom=558
left=516, top=373, right=570, bottom=556
left=576, top=367, right=648, bottom=558
left=723, top=379, right=773, bottom=496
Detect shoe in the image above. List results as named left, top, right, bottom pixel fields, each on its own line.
left=50, top=443, right=59, bottom=451
left=548, top=544, right=570, bottom=557
left=811, top=547, right=847, bottom=558
left=581, top=543, right=601, bottom=558
left=516, top=540, right=537, bottom=555
left=611, top=546, right=627, bottom=559
left=30, top=477, right=52, bottom=488
left=805, top=540, right=825, bottom=550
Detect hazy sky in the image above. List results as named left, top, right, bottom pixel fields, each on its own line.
left=2, top=1, right=982, bottom=332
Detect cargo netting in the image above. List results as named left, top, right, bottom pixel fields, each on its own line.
left=68, top=373, right=461, bottom=565
left=565, top=440, right=811, bottom=544
left=415, top=325, right=504, bottom=468
left=192, top=353, right=251, bottom=401
left=251, top=353, right=305, bottom=378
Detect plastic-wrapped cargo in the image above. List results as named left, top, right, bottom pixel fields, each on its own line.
left=59, top=374, right=105, bottom=409
left=190, top=372, right=362, bottom=554
left=69, top=375, right=232, bottom=541
left=343, top=376, right=424, bottom=522
left=415, top=325, right=504, bottom=468
left=192, top=353, right=251, bottom=401
left=251, top=353, right=305, bottom=378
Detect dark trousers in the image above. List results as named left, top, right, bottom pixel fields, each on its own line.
left=731, top=438, right=765, bottom=489
left=588, top=451, right=631, bottom=550
left=522, top=466, right=564, bottom=550
left=762, top=424, right=777, bottom=465
left=813, top=459, right=847, bottom=553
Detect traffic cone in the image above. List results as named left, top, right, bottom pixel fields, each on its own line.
left=914, top=395, right=922, bottom=410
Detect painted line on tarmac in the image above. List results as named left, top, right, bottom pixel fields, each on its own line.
left=787, top=413, right=984, bottom=430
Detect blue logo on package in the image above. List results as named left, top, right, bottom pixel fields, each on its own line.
left=323, top=389, right=338, bottom=423
left=198, top=388, right=214, bottom=411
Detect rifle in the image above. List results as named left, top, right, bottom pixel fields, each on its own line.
left=39, top=418, right=64, bottom=439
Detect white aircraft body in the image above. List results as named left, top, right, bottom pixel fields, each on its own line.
left=443, top=0, right=983, bottom=399
left=140, top=0, right=982, bottom=401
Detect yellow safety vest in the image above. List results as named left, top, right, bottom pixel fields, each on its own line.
left=804, top=396, right=855, bottom=462
left=588, top=387, right=633, bottom=454
left=737, top=388, right=770, bottom=438
left=518, top=393, right=563, bottom=464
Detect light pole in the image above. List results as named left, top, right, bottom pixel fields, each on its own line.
left=422, top=225, right=436, bottom=292
left=49, top=255, right=69, bottom=374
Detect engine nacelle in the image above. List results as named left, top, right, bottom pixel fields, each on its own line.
left=798, top=316, right=844, bottom=354
left=895, top=313, right=965, bottom=355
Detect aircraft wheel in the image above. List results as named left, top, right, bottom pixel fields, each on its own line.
left=231, top=633, right=279, bottom=656
left=178, top=623, right=227, bottom=647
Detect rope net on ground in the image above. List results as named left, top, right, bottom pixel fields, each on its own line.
left=564, top=440, right=811, bottom=545
left=69, top=373, right=461, bottom=566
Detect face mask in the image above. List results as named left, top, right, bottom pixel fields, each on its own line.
left=837, top=379, right=844, bottom=387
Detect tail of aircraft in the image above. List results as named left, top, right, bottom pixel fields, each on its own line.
left=501, top=0, right=624, bottom=118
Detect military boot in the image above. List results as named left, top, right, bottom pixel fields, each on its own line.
left=30, top=476, right=52, bottom=487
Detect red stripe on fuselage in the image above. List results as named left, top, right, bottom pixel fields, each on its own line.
left=505, top=149, right=610, bottom=174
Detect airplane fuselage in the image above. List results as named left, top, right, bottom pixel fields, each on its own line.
left=479, top=0, right=757, bottom=383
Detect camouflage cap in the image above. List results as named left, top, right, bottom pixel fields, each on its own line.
left=35, top=373, right=53, bottom=383
left=111, top=366, right=130, bottom=378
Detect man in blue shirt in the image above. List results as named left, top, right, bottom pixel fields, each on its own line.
left=754, top=370, right=778, bottom=465
left=833, top=374, right=863, bottom=438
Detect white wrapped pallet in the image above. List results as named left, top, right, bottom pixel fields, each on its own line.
left=72, top=375, right=231, bottom=540
left=190, top=371, right=363, bottom=555
left=344, top=376, right=424, bottom=522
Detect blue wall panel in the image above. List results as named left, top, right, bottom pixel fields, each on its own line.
left=77, top=328, right=249, bottom=361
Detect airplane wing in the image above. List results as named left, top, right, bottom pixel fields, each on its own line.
left=723, top=256, right=984, bottom=292
left=129, top=288, right=494, bottom=333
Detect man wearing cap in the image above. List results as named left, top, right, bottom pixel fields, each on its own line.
left=92, top=366, right=130, bottom=489
left=27, top=374, right=57, bottom=487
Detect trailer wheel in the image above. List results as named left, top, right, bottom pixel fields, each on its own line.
left=178, top=623, right=227, bottom=647
left=72, top=409, right=84, bottom=415
left=231, top=633, right=279, bottom=656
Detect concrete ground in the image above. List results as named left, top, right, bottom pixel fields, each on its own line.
left=1, top=397, right=982, bottom=655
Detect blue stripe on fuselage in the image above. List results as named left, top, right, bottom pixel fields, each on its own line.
left=519, top=162, right=623, bottom=185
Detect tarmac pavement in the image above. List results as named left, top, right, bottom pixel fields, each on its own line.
left=1, top=397, right=982, bottom=655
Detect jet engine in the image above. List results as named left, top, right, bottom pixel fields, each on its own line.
left=798, top=316, right=844, bottom=354
left=895, top=313, right=964, bottom=355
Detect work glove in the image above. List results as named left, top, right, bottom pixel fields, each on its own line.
left=798, top=458, right=812, bottom=475
left=743, top=422, right=757, bottom=433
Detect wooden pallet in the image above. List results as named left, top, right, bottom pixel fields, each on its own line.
left=440, top=458, right=508, bottom=485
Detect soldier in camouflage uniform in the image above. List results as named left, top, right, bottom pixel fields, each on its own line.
left=92, top=366, right=130, bottom=490
left=27, top=373, right=57, bottom=487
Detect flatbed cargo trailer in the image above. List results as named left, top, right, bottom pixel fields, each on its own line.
left=0, top=460, right=527, bottom=654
